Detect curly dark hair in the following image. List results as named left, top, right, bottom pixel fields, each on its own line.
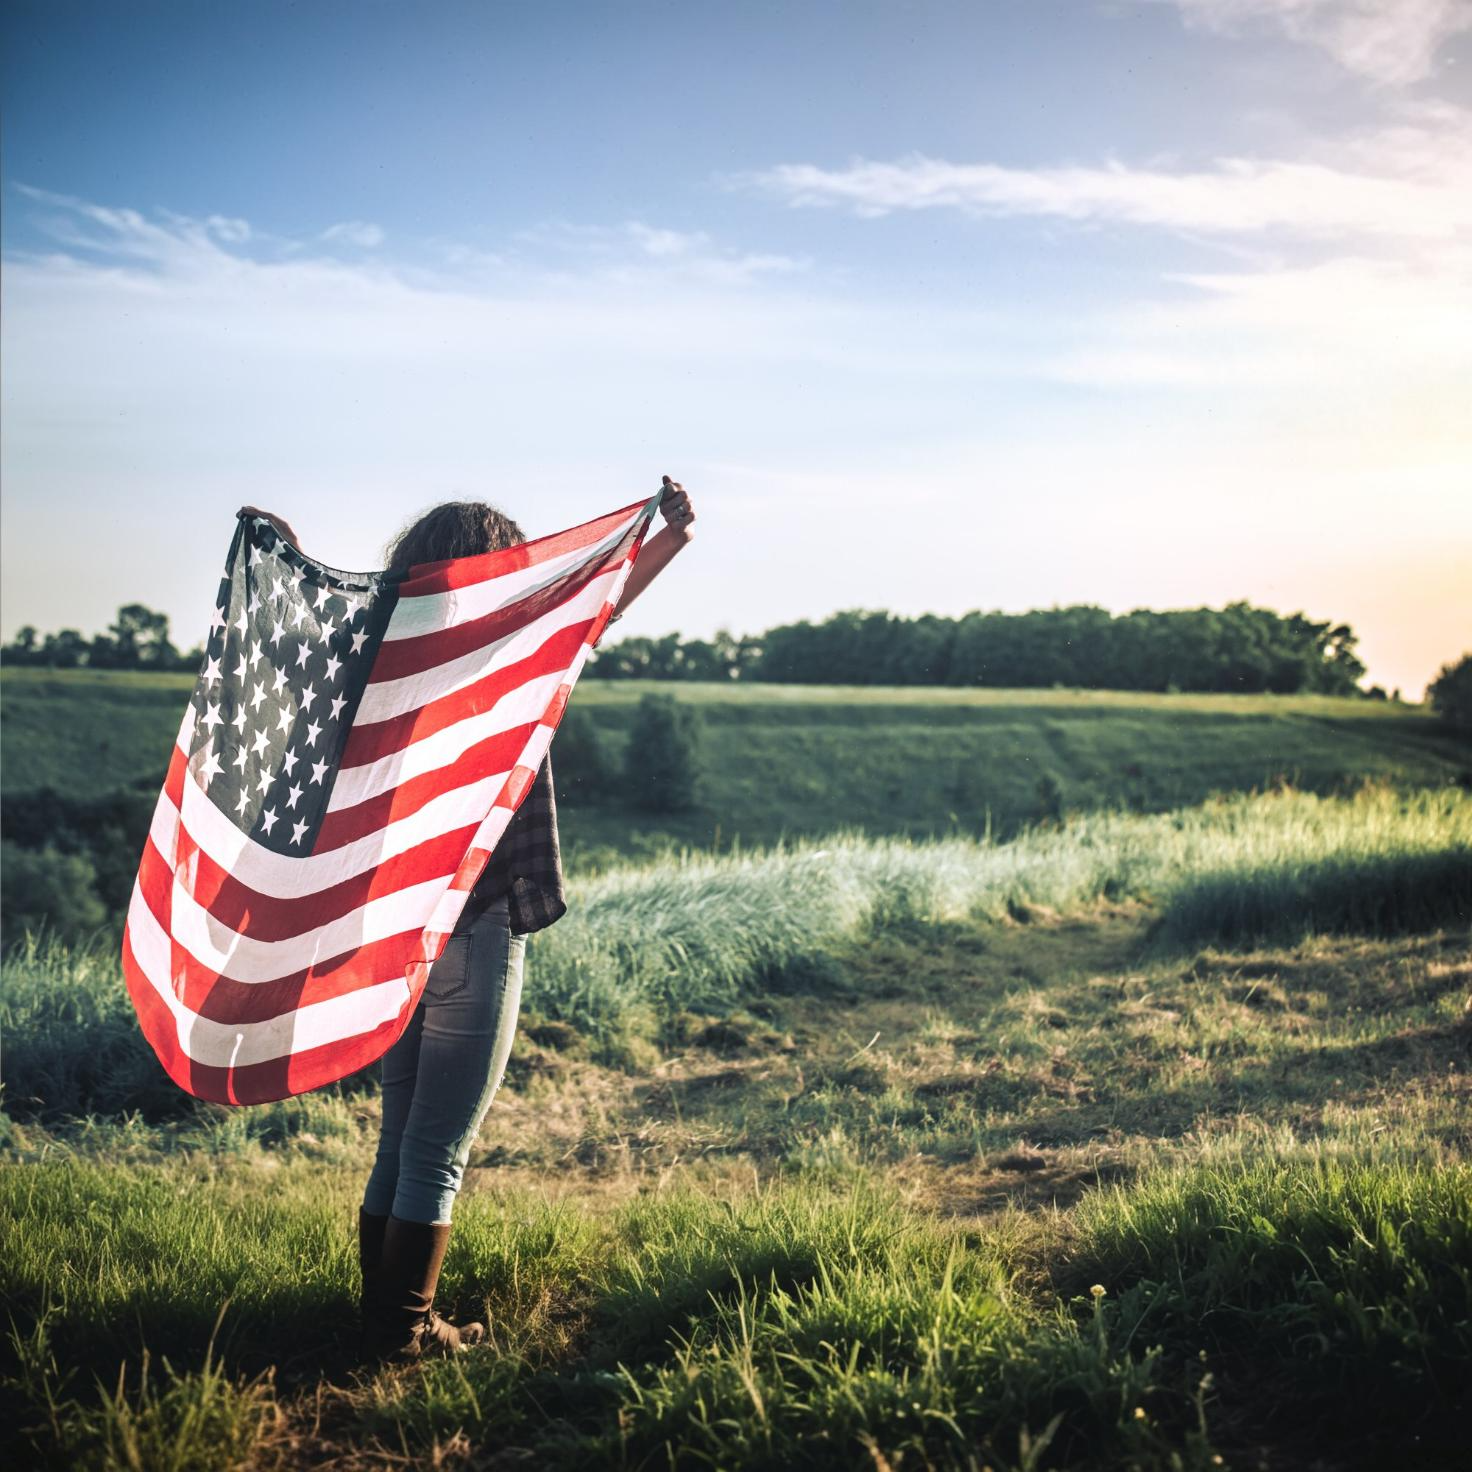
left=384, top=501, right=526, bottom=577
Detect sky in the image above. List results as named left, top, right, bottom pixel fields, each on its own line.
left=2, top=0, right=1469, bottom=697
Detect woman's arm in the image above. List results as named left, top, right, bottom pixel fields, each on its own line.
left=614, top=476, right=695, bottom=616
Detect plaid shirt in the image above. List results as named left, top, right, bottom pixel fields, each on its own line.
left=454, top=610, right=622, bottom=936
left=458, top=752, right=566, bottom=935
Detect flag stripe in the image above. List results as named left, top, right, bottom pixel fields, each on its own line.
left=392, top=495, right=649, bottom=596
left=354, top=559, right=625, bottom=724
left=383, top=518, right=633, bottom=642
left=340, top=613, right=599, bottom=770
left=327, top=666, right=567, bottom=812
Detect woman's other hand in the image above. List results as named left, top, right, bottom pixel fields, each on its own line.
left=658, top=475, right=696, bottom=543
left=238, top=505, right=301, bottom=550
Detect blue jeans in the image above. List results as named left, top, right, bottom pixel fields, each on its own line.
left=362, top=896, right=526, bottom=1224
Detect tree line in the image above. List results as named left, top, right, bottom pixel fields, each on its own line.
left=3, top=605, right=202, bottom=671
left=0, top=598, right=1385, bottom=696
left=588, top=602, right=1377, bottom=696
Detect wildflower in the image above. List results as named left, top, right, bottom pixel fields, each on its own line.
left=1090, top=1284, right=1106, bottom=1299
left=1133, top=1406, right=1147, bottom=1421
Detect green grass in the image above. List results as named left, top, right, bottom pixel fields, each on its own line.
left=4, top=669, right=1468, bottom=854
left=4, top=723, right=1471, bottom=1468
left=3, top=1158, right=1467, bottom=1469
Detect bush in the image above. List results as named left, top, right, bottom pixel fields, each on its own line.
left=551, top=706, right=615, bottom=804
left=623, top=693, right=703, bottom=812
left=1, top=843, right=110, bottom=942
left=1428, top=652, right=1472, bottom=735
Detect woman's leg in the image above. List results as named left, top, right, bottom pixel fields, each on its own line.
left=389, top=900, right=526, bottom=1224
left=361, top=992, right=426, bottom=1216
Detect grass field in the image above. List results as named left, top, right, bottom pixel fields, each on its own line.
left=3, top=669, right=1469, bottom=859
left=3, top=780, right=1471, bottom=1469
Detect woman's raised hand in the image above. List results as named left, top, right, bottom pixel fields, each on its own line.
left=238, top=505, right=301, bottom=549
left=658, top=476, right=696, bottom=541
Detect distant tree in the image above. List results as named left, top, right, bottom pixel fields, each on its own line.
left=1427, top=653, right=1472, bottom=735
left=2, top=626, right=41, bottom=665
left=551, top=707, right=615, bottom=803
left=109, top=603, right=179, bottom=668
left=623, top=693, right=702, bottom=811
left=39, top=629, right=88, bottom=668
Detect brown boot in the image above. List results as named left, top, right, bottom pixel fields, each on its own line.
left=362, top=1214, right=486, bottom=1362
left=357, top=1208, right=388, bottom=1315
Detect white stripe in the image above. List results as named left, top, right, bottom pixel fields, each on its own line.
left=383, top=519, right=635, bottom=642
left=326, top=666, right=568, bottom=812
left=167, top=758, right=519, bottom=899
left=128, top=884, right=412, bottom=1068
left=356, top=560, right=623, bottom=724
left=163, top=865, right=449, bottom=982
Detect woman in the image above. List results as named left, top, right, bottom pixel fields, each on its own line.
left=244, top=478, right=696, bottom=1361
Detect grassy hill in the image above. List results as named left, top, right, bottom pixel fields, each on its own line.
left=3, top=669, right=1467, bottom=866
left=4, top=788, right=1470, bottom=1468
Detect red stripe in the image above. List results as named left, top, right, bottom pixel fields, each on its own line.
left=341, top=615, right=594, bottom=768
left=372, top=537, right=629, bottom=683
left=394, top=496, right=647, bottom=597
left=124, top=928, right=421, bottom=1104
left=315, top=726, right=532, bottom=851
left=138, top=818, right=480, bottom=941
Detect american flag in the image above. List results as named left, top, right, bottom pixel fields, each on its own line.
left=123, top=490, right=662, bottom=1105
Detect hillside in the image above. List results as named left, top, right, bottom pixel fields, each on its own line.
left=2, top=670, right=1467, bottom=863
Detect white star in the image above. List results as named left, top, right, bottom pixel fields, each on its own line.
left=202, top=701, right=223, bottom=733
left=286, top=782, right=304, bottom=810
left=252, top=727, right=271, bottom=758
left=269, top=616, right=287, bottom=647
left=233, top=608, right=249, bottom=635
left=295, top=641, right=311, bottom=670
left=234, top=652, right=250, bottom=680
left=282, top=747, right=299, bottom=775
left=256, top=767, right=274, bottom=795
left=248, top=543, right=263, bottom=567
left=230, top=706, right=247, bottom=734
left=300, top=684, right=318, bottom=712
left=198, top=747, right=223, bottom=784
left=208, top=605, right=227, bottom=637
left=247, top=590, right=260, bottom=616
left=310, top=583, right=330, bottom=610
left=202, top=656, right=222, bottom=685
left=350, top=630, right=369, bottom=655
left=310, top=757, right=329, bottom=784
left=272, top=665, right=289, bottom=694
left=235, top=789, right=251, bottom=816
left=305, top=719, right=322, bottom=748
left=232, top=745, right=249, bottom=773
left=330, top=695, right=347, bottom=721
left=291, top=818, right=309, bottom=846
left=276, top=706, right=295, bottom=735
left=324, top=653, right=342, bottom=681
left=260, top=806, right=278, bottom=835
left=250, top=682, right=268, bottom=712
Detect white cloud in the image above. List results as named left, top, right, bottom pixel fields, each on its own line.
left=1154, top=0, right=1472, bottom=86
left=514, top=217, right=808, bottom=284
left=736, top=101, right=1472, bottom=239
left=319, top=220, right=385, bottom=248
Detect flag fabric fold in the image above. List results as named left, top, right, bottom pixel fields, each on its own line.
left=123, top=490, right=663, bottom=1104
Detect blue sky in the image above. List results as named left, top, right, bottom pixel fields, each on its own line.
left=3, top=0, right=1469, bottom=694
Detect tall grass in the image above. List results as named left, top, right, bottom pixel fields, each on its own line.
left=4, top=786, right=1468, bottom=1123
left=533, top=785, right=1471, bottom=1034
